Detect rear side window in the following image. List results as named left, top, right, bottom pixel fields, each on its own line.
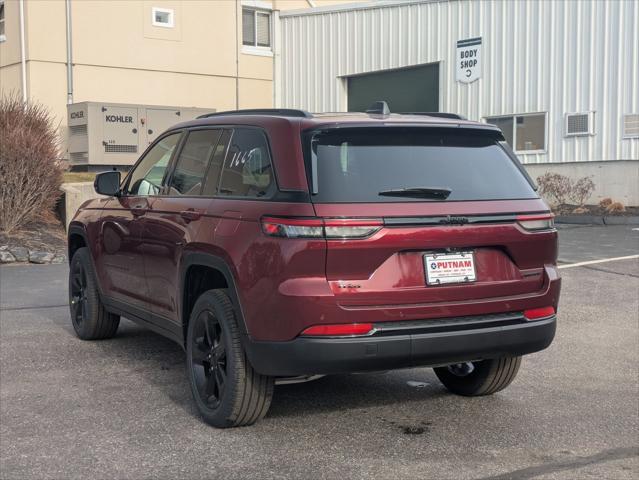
left=218, top=128, right=275, bottom=198
left=168, top=129, right=222, bottom=196
left=307, top=128, right=538, bottom=203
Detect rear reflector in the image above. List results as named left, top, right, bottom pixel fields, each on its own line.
left=262, top=217, right=382, bottom=239
left=517, top=213, right=555, bottom=231
left=300, top=323, right=375, bottom=337
left=524, top=306, right=555, bottom=320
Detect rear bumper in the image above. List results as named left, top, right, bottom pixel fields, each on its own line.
left=245, top=315, right=556, bottom=377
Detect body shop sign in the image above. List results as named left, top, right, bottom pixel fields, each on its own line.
left=456, top=37, right=482, bottom=83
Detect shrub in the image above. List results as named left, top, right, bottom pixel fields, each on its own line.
left=536, top=172, right=573, bottom=206
left=569, top=176, right=595, bottom=206
left=606, top=202, right=625, bottom=214
left=599, top=197, right=613, bottom=208
left=0, top=93, right=63, bottom=234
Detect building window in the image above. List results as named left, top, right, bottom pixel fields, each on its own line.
left=485, top=113, right=547, bottom=153
left=623, top=114, right=639, bottom=138
left=242, top=8, right=271, bottom=49
left=152, top=7, right=174, bottom=28
left=0, top=0, right=6, bottom=42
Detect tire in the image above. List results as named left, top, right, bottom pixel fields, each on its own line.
left=434, top=357, right=522, bottom=396
left=186, top=290, right=274, bottom=428
left=68, top=247, right=120, bottom=340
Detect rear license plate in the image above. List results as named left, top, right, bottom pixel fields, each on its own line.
left=424, top=252, right=476, bottom=285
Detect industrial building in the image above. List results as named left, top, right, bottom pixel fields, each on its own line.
left=276, top=0, right=638, bottom=204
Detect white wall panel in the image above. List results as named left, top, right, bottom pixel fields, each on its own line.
left=278, top=0, right=638, bottom=164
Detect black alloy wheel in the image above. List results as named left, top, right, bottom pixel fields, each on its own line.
left=70, top=259, right=88, bottom=331
left=190, top=310, right=228, bottom=409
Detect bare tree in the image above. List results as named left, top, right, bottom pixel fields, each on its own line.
left=0, top=93, right=63, bottom=234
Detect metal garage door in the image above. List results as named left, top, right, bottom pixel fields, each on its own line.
left=347, top=63, right=439, bottom=113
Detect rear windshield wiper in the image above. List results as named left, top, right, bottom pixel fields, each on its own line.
left=378, top=187, right=452, bottom=199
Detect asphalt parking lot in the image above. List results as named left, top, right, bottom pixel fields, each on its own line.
left=1, top=225, right=638, bottom=480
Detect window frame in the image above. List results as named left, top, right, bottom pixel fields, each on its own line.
left=483, top=112, right=548, bottom=154
left=145, top=125, right=284, bottom=201
left=241, top=7, right=272, bottom=55
left=151, top=7, right=175, bottom=28
left=120, top=130, right=185, bottom=198
left=0, top=0, right=6, bottom=42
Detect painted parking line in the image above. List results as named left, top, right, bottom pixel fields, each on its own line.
left=558, top=254, right=639, bottom=269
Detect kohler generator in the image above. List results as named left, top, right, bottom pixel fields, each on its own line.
left=67, top=101, right=214, bottom=171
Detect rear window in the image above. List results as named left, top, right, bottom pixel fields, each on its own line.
left=306, top=128, right=538, bottom=202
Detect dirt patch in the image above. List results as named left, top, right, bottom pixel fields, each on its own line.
left=0, top=219, right=67, bottom=256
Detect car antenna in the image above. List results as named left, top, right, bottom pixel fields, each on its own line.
left=365, top=101, right=390, bottom=116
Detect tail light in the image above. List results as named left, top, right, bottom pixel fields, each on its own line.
left=524, top=306, right=556, bottom=320
left=517, top=213, right=555, bottom=231
left=262, top=217, right=382, bottom=239
left=300, top=323, right=375, bottom=337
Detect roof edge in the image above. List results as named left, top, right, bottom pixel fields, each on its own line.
left=279, top=0, right=446, bottom=18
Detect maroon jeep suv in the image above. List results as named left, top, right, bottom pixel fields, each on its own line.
left=67, top=104, right=560, bottom=428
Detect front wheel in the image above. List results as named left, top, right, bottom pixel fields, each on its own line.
left=68, top=247, right=120, bottom=340
left=186, top=290, right=274, bottom=428
left=434, top=357, right=522, bottom=396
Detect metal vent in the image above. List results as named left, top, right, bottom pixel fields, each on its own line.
left=565, top=112, right=593, bottom=136
left=69, top=152, right=88, bottom=164
left=623, top=114, right=639, bottom=138
left=104, top=144, right=138, bottom=153
left=69, top=124, right=87, bottom=136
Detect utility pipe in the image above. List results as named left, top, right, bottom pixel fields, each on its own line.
left=65, top=0, right=73, bottom=104
left=18, top=0, right=27, bottom=103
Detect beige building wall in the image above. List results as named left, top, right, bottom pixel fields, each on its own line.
left=0, top=0, right=361, bottom=159
left=0, top=0, right=24, bottom=95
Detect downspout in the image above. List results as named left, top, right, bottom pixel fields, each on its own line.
left=18, top=0, right=27, bottom=103
left=272, top=9, right=279, bottom=107
left=65, top=0, right=73, bottom=104
left=235, top=0, right=239, bottom=109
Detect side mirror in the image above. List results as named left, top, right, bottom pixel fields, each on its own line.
left=94, top=171, right=121, bottom=196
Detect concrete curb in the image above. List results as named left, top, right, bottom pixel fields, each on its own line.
left=556, top=215, right=639, bottom=225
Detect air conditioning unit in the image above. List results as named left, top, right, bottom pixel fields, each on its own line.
left=565, top=112, right=594, bottom=137
left=67, top=102, right=215, bottom=171
left=623, top=114, right=639, bottom=138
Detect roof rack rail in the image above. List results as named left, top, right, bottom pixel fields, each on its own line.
left=197, top=108, right=313, bottom=119
left=400, top=112, right=467, bottom=120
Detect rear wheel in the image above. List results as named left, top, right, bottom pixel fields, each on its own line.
left=186, top=290, right=274, bottom=428
left=434, top=357, right=521, bottom=396
left=68, top=247, right=120, bottom=340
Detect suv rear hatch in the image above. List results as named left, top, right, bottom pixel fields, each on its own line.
left=304, top=126, right=557, bottom=310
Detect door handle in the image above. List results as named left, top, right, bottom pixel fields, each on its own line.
left=180, top=209, right=202, bottom=222
left=131, top=207, right=147, bottom=217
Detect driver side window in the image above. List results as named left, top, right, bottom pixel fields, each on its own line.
left=126, top=133, right=181, bottom=196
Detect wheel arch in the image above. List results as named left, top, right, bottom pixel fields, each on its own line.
left=67, top=224, right=89, bottom=264
left=180, top=252, right=249, bottom=346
